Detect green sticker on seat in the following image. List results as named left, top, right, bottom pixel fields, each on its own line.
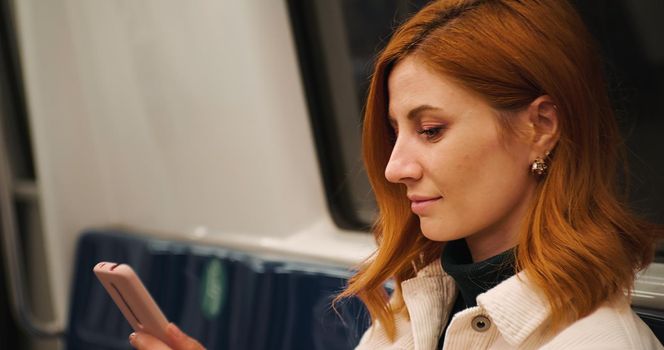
left=200, top=258, right=226, bottom=319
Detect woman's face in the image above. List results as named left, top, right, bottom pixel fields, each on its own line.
left=386, top=56, right=538, bottom=261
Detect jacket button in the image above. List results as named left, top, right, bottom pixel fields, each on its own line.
left=471, top=315, right=491, bottom=332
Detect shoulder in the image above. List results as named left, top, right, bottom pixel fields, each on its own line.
left=541, top=301, right=663, bottom=350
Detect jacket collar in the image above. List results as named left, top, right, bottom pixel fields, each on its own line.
left=401, top=259, right=457, bottom=350
left=476, top=272, right=550, bottom=345
left=401, top=259, right=550, bottom=348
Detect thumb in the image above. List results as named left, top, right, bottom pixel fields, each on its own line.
left=129, top=332, right=171, bottom=350
left=165, top=323, right=205, bottom=350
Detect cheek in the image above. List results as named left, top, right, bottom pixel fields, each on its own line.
left=435, top=137, right=504, bottom=193
left=432, top=133, right=530, bottom=220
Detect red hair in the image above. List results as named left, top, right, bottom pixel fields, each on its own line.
left=337, top=0, right=663, bottom=340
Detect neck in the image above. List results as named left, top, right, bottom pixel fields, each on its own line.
left=441, top=239, right=516, bottom=308
left=465, top=186, right=534, bottom=262
left=465, top=229, right=519, bottom=262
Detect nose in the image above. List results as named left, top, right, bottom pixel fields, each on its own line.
left=384, top=138, right=422, bottom=184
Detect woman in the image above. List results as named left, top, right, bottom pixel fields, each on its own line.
left=129, top=0, right=663, bottom=349
left=342, top=0, right=663, bottom=349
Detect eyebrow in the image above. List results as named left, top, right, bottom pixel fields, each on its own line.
left=388, top=104, right=444, bottom=124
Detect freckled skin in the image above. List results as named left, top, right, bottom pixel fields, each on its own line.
left=385, top=56, right=537, bottom=262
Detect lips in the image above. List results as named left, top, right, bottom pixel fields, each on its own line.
left=409, top=195, right=442, bottom=215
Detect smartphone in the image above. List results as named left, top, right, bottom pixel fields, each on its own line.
left=93, top=262, right=169, bottom=342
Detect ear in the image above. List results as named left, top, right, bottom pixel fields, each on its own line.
left=526, top=95, right=559, bottom=161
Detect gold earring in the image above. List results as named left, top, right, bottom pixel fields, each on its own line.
left=530, top=151, right=551, bottom=176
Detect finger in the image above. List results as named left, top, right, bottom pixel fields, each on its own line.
left=165, top=323, right=206, bottom=350
left=129, top=331, right=172, bottom=350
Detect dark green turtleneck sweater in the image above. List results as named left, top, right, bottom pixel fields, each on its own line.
left=437, top=239, right=516, bottom=349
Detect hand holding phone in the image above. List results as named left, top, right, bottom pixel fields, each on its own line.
left=129, top=323, right=205, bottom=350
left=93, top=262, right=169, bottom=343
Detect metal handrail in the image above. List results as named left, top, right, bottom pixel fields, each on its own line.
left=0, top=0, right=64, bottom=338
left=0, top=110, right=64, bottom=339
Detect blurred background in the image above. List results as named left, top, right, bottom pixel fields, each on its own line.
left=1, top=0, right=662, bottom=349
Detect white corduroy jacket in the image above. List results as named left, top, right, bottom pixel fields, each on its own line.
left=355, top=260, right=663, bottom=350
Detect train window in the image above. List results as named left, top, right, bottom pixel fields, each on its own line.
left=0, top=0, right=35, bottom=181
left=286, top=0, right=429, bottom=230
left=287, top=0, right=664, bottom=255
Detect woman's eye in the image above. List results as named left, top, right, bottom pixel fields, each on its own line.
left=416, top=127, right=444, bottom=140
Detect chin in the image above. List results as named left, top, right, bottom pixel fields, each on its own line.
left=419, top=218, right=464, bottom=242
